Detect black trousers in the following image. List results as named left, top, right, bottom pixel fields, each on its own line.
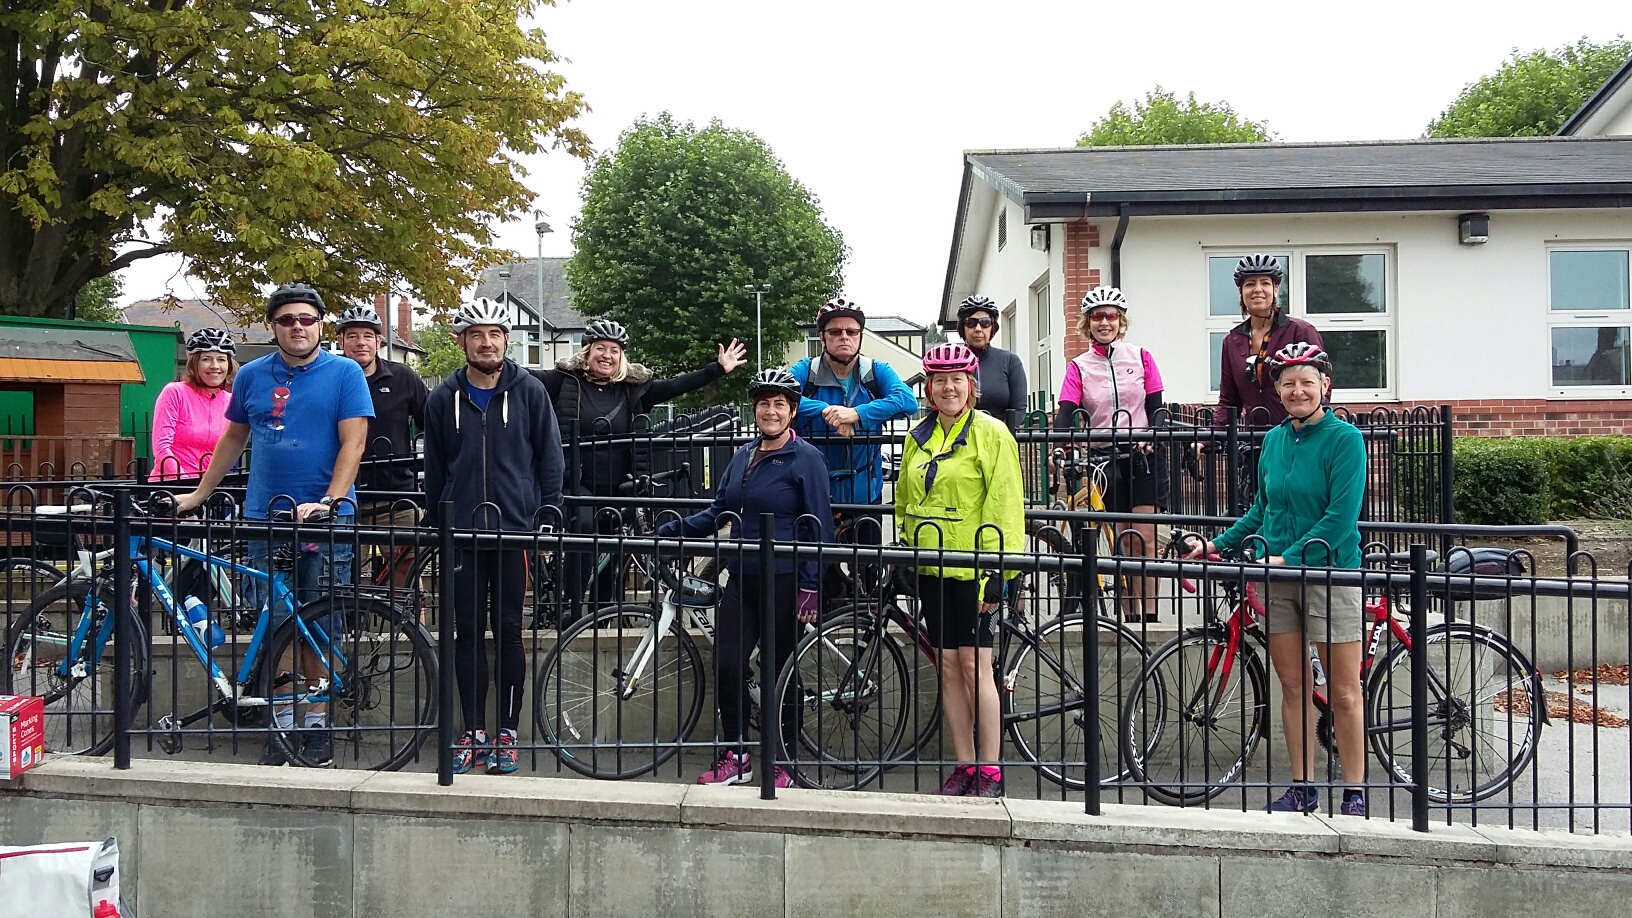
left=715, top=572, right=801, bottom=756
left=452, top=549, right=527, bottom=732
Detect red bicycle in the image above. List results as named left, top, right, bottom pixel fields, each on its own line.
left=1120, top=530, right=1546, bottom=805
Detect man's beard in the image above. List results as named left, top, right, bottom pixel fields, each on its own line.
left=467, top=353, right=503, bottom=374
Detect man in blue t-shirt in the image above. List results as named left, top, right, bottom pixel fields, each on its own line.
left=176, top=282, right=373, bottom=767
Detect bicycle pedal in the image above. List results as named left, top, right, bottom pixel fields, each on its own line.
left=157, top=716, right=183, bottom=754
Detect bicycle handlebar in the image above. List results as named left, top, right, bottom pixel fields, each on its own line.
left=616, top=462, right=692, bottom=496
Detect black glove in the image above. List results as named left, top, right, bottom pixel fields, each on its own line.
left=981, top=571, right=1003, bottom=605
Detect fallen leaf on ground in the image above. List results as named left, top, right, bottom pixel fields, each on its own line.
left=1496, top=689, right=1628, bottom=728
left=1553, top=664, right=1631, bottom=686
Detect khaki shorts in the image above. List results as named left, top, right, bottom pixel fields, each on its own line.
left=1265, top=580, right=1364, bottom=641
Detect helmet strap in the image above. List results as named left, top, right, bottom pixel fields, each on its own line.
left=278, top=340, right=322, bottom=366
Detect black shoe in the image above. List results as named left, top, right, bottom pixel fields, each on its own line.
left=258, top=739, right=288, bottom=767
left=301, top=727, right=333, bottom=767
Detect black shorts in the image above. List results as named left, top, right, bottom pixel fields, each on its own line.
left=916, top=574, right=994, bottom=650
left=1104, top=450, right=1169, bottom=512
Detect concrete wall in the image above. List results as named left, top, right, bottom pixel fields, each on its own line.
left=4, top=759, right=1630, bottom=918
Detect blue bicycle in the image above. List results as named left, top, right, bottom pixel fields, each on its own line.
left=3, top=490, right=437, bottom=770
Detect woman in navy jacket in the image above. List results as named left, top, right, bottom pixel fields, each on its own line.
left=657, top=368, right=833, bottom=788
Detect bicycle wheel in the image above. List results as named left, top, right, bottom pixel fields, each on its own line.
left=5, top=580, right=150, bottom=756
left=534, top=604, right=705, bottom=779
left=0, top=556, right=66, bottom=620
left=1121, top=625, right=1270, bottom=805
left=1366, top=623, right=1543, bottom=804
left=1003, top=614, right=1147, bottom=790
left=263, top=595, right=436, bottom=771
left=777, top=611, right=911, bottom=789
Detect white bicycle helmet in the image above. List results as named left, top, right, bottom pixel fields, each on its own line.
left=186, top=327, right=237, bottom=356
left=452, top=297, right=511, bottom=333
left=1080, top=285, right=1128, bottom=312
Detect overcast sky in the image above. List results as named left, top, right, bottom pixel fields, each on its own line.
left=119, top=0, right=1629, bottom=328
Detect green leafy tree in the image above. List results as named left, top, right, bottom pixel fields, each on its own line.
left=416, top=321, right=466, bottom=379
left=566, top=113, right=845, bottom=403
left=73, top=274, right=123, bottom=323
left=1, top=0, right=588, bottom=320
left=924, top=324, right=948, bottom=346
left=1077, top=88, right=1272, bottom=146
left=1427, top=38, right=1631, bottom=137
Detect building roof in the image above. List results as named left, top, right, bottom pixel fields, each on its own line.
left=865, top=315, right=926, bottom=335
left=1559, top=54, right=1632, bottom=136
left=473, top=257, right=585, bottom=330
left=121, top=298, right=268, bottom=343
left=0, top=328, right=145, bottom=383
left=965, top=136, right=1632, bottom=219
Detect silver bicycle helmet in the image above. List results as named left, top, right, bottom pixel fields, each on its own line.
left=185, top=327, right=237, bottom=356
left=1233, top=254, right=1284, bottom=285
left=335, top=305, right=383, bottom=332
left=451, top=297, right=511, bottom=333
left=582, top=318, right=629, bottom=348
left=1080, top=285, right=1128, bottom=312
left=747, top=368, right=801, bottom=403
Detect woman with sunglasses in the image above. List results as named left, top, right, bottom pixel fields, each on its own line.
left=955, top=295, right=1028, bottom=427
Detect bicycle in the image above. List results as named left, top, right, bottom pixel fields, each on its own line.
left=777, top=560, right=1149, bottom=791
left=1119, top=530, right=1546, bottom=805
left=4, top=490, right=437, bottom=770
left=1023, top=446, right=1146, bottom=623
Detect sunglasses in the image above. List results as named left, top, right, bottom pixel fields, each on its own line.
left=962, top=317, right=995, bottom=329
left=1087, top=310, right=1122, bottom=323
left=824, top=327, right=862, bottom=338
left=273, top=314, right=321, bottom=328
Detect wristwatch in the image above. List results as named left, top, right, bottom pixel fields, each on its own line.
left=319, top=496, right=336, bottom=508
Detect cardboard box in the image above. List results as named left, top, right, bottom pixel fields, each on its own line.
left=0, top=694, right=45, bottom=779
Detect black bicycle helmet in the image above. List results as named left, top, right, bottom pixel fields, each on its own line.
left=582, top=318, right=629, bottom=348
left=335, top=305, right=382, bottom=332
left=957, top=294, right=999, bottom=323
left=264, top=282, right=326, bottom=319
left=185, top=327, right=236, bottom=356
left=747, top=367, right=801, bottom=403
left=815, top=297, right=865, bottom=332
left=1266, top=341, right=1333, bottom=379
left=1233, top=254, right=1284, bottom=286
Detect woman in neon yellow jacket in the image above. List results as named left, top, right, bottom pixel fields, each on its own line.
left=896, top=344, right=1024, bottom=798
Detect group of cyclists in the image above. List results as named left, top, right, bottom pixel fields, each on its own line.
left=142, top=252, right=1369, bottom=813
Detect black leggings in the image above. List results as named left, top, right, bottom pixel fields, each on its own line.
left=452, top=549, right=527, bottom=732
left=715, top=572, right=800, bottom=755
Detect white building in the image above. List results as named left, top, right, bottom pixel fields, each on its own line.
left=941, top=62, right=1632, bottom=437
left=473, top=258, right=586, bottom=370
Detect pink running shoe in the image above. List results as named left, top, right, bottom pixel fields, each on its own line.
left=773, top=766, right=795, bottom=789
left=697, top=751, right=753, bottom=785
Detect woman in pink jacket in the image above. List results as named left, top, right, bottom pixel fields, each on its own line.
left=150, top=328, right=238, bottom=481
left=1053, top=286, right=1168, bottom=622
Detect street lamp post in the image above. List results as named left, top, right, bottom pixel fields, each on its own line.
left=743, top=283, right=771, bottom=371
left=536, top=217, right=552, bottom=367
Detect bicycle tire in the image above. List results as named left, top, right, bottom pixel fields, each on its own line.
left=4, top=579, right=150, bottom=756
left=1003, top=614, right=1148, bottom=790
left=1121, top=625, right=1270, bottom=805
left=777, top=611, right=912, bottom=789
left=1365, top=623, right=1543, bottom=804
left=533, top=604, right=705, bottom=779
left=264, top=594, right=436, bottom=771
left=0, top=556, right=67, bottom=619
left=828, top=600, right=942, bottom=763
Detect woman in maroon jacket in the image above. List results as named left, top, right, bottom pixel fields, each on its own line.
left=1215, top=254, right=1323, bottom=428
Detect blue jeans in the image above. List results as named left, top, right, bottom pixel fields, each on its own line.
left=244, top=515, right=355, bottom=629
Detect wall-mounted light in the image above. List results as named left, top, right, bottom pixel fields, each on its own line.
left=1458, top=213, right=1489, bottom=246
left=1030, top=224, right=1050, bottom=252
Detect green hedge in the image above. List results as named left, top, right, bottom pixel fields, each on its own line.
left=1453, top=436, right=1632, bottom=524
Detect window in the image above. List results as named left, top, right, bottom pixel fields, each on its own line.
left=1031, top=278, right=1053, bottom=397
left=997, top=209, right=1007, bottom=251
left=1204, top=249, right=1393, bottom=399
left=1548, top=248, right=1631, bottom=392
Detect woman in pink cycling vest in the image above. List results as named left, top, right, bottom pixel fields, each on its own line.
left=1053, top=285, right=1167, bottom=623
left=149, top=328, right=237, bottom=481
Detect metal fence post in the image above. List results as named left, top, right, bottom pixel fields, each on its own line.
left=1224, top=409, right=1240, bottom=516
left=1082, top=535, right=1102, bottom=816
left=112, top=489, right=133, bottom=770
left=1409, top=543, right=1431, bottom=832
left=437, top=502, right=457, bottom=786
left=759, top=513, right=778, bottom=801
left=1437, top=404, right=1455, bottom=550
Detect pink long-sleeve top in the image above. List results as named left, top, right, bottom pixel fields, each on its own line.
left=149, top=381, right=232, bottom=481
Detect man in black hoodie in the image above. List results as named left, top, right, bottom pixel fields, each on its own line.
left=423, top=297, right=564, bottom=775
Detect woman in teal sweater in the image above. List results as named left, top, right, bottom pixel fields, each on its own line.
left=1187, top=342, right=1369, bottom=817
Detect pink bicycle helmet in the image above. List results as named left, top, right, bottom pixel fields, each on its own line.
left=922, top=342, right=980, bottom=376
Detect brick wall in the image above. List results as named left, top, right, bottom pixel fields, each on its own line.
left=1061, top=222, right=1101, bottom=361
left=1344, top=399, right=1631, bottom=438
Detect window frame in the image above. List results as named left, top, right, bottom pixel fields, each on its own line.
left=1030, top=275, right=1054, bottom=399
left=1545, top=244, right=1632, bottom=398
left=1203, top=246, right=1396, bottom=402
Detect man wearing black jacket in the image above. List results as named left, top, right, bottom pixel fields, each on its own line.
left=424, top=297, right=564, bottom=775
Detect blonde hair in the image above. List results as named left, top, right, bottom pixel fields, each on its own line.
left=576, top=341, right=630, bottom=383
left=184, top=351, right=237, bottom=390
left=1076, top=309, right=1130, bottom=342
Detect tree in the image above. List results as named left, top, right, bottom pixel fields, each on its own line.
left=416, top=321, right=465, bottom=379
left=2, top=1, right=588, bottom=320
left=73, top=274, right=123, bottom=323
left=1427, top=38, right=1631, bottom=138
left=566, top=114, right=845, bottom=403
left=924, top=324, right=948, bottom=346
left=1077, top=88, right=1273, bottom=147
